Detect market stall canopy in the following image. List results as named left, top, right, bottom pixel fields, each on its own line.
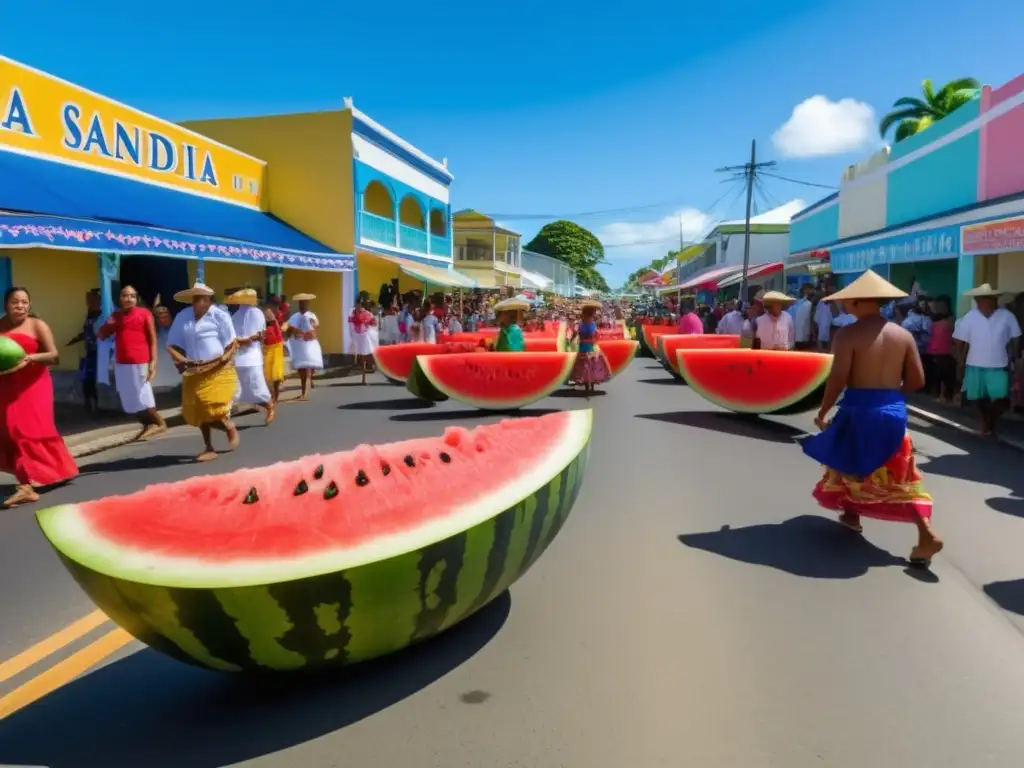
left=0, top=149, right=353, bottom=271
left=656, top=264, right=744, bottom=294
left=716, top=261, right=784, bottom=289
left=674, top=242, right=713, bottom=265
left=520, top=268, right=554, bottom=291
left=370, top=252, right=476, bottom=289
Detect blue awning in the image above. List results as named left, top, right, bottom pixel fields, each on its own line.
left=0, top=149, right=353, bottom=271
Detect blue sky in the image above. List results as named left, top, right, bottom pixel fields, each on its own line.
left=5, top=0, right=1023, bottom=286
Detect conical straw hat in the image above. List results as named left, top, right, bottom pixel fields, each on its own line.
left=226, top=288, right=259, bottom=306
left=824, top=270, right=907, bottom=302
left=494, top=297, right=530, bottom=312
left=172, top=282, right=215, bottom=303
left=963, top=283, right=1008, bottom=298
left=760, top=290, right=796, bottom=304
left=292, top=293, right=316, bottom=301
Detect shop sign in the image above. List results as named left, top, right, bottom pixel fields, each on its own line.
left=0, top=56, right=265, bottom=209
left=961, top=216, right=1024, bottom=255
left=829, top=225, right=960, bottom=273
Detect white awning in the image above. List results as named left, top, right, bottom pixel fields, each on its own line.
left=520, top=268, right=554, bottom=291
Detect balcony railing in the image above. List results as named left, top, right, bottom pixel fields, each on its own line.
left=399, top=225, right=428, bottom=254
left=360, top=211, right=396, bottom=246
left=455, top=245, right=493, bottom=262
left=430, top=234, right=450, bottom=257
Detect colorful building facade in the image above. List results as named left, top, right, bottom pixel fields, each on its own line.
left=451, top=210, right=523, bottom=289
left=0, top=55, right=351, bottom=402
left=790, top=72, right=1024, bottom=313
left=185, top=101, right=474, bottom=326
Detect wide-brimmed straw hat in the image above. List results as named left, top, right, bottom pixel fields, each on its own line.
left=226, top=288, right=259, bottom=306
left=760, top=290, right=796, bottom=305
left=494, top=297, right=530, bottom=312
left=824, top=270, right=907, bottom=302
left=963, top=283, right=1008, bottom=298
left=578, top=299, right=602, bottom=309
left=292, top=293, right=316, bottom=301
left=173, top=282, right=215, bottom=303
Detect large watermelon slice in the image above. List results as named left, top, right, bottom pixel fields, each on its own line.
left=656, top=335, right=741, bottom=379
left=676, top=349, right=833, bottom=415
left=417, top=352, right=576, bottom=410
left=36, top=410, right=592, bottom=673
left=640, top=325, right=676, bottom=358
left=598, top=340, right=639, bottom=380
left=406, top=357, right=449, bottom=402
left=0, top=335, right=26, bottom=374
left=374, top=342, right=482, bottom=385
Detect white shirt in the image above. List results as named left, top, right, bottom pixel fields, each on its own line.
left=792, top=298, right=814, bottom=342
left=423, top=314, right=438, bottom=343
left=288, top=311, right=319, bottom=335
left=717, top=310, right=745, bottom=336
left=231, top=305, right=266, bottom=367
left=167, top=306, right=236, bottom=361
left=833, top=313, right=857, bottom=328
left=814, top=300, right=834, bottom=343
left=953, top=307, right=1022, bottom=368
left=449, top=317, right=463, bottom=334
left=755, top=311, right=795, bottom=350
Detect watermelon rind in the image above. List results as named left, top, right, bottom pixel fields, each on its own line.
left=676, top=349, right=833, bottom=414
left=598, top=340, right=638, bottom=380
left=420, top=352, right=576, bottom=410
left=36, top=410, right=592, bottom=672
left=406, top=357, right=449, bottom=401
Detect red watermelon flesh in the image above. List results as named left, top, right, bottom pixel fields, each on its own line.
left=598, top=340, right=639, bottom=379
left=658, top=335, right=741, bottom=375
left=418, top=352, right=576, bottom=410
left=38, top=410, right=592, bottom=585
left=374, top=342, right=483, bottom=384
left=677, top=349, right=833, bottom=414
left=641, top=325, right=675, bottom=356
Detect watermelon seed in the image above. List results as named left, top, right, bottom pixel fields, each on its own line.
left=294, top=479, right=309, bottom=496
left=404, top=455, right=416, bottom=468
left=440, top=452, right=452, bottom=463
left=314, top=464, right=325, bottom=480
left=243, top=487, right=259, bottom=505
left=381, top=461, right=392, bottom=476
left=355, top=470, right=369, bottom=487
left=324, top=481, right=339, bottom=500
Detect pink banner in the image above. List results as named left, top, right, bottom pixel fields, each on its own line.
left=962, top=217, right=1024, bottom=254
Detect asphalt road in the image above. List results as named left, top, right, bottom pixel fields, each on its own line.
left=3, top=358, right=1024, bottom=767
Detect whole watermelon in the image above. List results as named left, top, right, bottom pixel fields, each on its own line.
left=0, top=336, right=26, bottom=374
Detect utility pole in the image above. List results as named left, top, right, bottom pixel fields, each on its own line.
left=716, top=141, right=776, bottom=302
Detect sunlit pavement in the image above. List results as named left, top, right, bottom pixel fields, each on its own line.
left=3, top=361, right=1024, bottom=767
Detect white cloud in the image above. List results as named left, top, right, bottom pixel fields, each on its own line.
left=596, top=207, right=714, bottom=262
left=772, top=96, right=878, bottom=159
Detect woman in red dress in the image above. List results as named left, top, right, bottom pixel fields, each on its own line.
left=0, top=287, right=79, bottom=507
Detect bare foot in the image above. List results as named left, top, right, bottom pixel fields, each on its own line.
left=226, top=425, right=240, bottom=451
left=196, top=450, right=218, bottom=463
left=265, top=404, right=276, bottom=425
left=3, top=485, right=40, bottom=508
left=909, top=538, right=944, bottom=567
left=139, top=424, right=167, bottom=441
left=838, top=512, right=863, bottom=533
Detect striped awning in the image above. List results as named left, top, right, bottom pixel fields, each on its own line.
left=716, top=261, right=784, bottom=289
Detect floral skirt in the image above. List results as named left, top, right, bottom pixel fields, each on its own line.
left=813, top=434, right=932, bottom=522
left=569, top=351, right=611, bottom=385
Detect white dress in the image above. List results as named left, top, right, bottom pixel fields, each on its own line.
left=351, top=313, right=378, bottom=356
left=422, top=314, right=438, bottom=344
left=232, top=306, right=271, bottom=405
left=288, top=311, right=324, bottom=370
left=380, top=313, right=401, bottom=345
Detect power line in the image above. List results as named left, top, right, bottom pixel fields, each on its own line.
left=484, top=199, right=695, bottom=221
left=759, top=171, right=837, bottom=191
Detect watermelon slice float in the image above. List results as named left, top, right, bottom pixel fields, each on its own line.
left=676, top=348, right=833, bottom=415
left=36, top=410, right=592, bottom=673
left=415, top=352, right=576, bottom=410
left=598, top=340, right=639, bottom=380
left=640, top=325, right=675, bottom=358
left=656, top=335, right=741, bottom=379
left=374, top=342, right=483, bottom=385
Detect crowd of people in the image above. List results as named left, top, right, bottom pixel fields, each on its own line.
left=0, top=281, right=328, bottom=507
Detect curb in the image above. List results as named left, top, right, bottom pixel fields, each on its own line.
left=65, top=365, right=356, bottom=460
left=907, top=404, right=1024, bottom=454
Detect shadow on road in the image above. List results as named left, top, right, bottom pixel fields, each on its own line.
left=79, top=453, right=194, bottom=475
left=636, top=378, right=680, bottom=386
left=391, top=408, right=559, bottom=423
left=637, top=411, right=806, bottom=443
left=549, top=389, right=607, bottom=399
left=983, top=579, right=1024, bottom=615
left=328, top=380, right=392, bottom=387
left=644, top=364, right=666, bottom=370
left=0, top=591, right=512, bottom=768
left=678, top=515, right=905, bottom=579
left=339, top=398, right=434, bottom=411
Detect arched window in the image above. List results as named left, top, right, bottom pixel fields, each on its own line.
left=399, top=195, right=426, bottom=229
left=429, top=208, right=447, bottom=236
left=363, top=180, right=394, bottom=218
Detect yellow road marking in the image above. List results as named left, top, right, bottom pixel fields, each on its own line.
left=0, top=610, right=109, bottom=684
left=0, top=627, right=134, bottom=720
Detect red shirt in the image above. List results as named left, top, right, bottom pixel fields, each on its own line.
left=106, top=307, right=153, bottom=364
left=264, top=321, right=283, bottom=346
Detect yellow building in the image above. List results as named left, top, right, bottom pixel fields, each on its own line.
left=185, top=98, right=474, bottom=315
left=0, top=54, right=352, bottom=402
left=452, top=210, right=522, bottom=289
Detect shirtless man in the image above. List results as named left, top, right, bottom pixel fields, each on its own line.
left=802, top=270, right=943, bottom=566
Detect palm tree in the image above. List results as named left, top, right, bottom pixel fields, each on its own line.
left=879, top=77, right=981, bottom=142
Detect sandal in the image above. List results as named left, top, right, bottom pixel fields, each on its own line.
left=837, top=513, right=863, bottom=533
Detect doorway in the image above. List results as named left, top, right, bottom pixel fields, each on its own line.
left=118, top=256, right=189, bottom=313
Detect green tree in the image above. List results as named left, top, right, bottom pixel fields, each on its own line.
left=879, top=77, right=980, bottom=142
left=526, top=220, right=608, bottom=292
